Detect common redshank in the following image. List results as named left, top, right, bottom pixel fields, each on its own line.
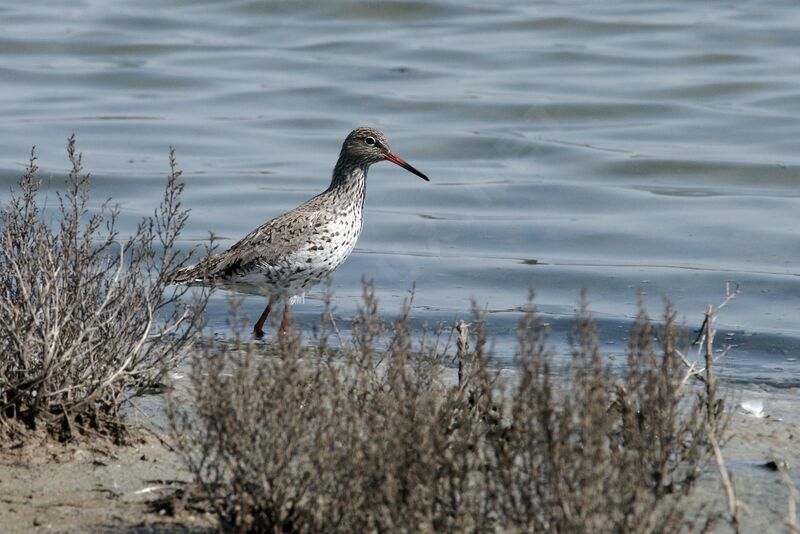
left=172, top=127, right=429, bottom=337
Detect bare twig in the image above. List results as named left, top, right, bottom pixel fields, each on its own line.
left=679, top=284, right=738, bottom=389
left=693, top=282, right=740, bottom=349
left=709, top=427, right=741, bottom=532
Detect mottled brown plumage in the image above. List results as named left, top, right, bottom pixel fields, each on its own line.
left=172, top=127, right=429, bottom=336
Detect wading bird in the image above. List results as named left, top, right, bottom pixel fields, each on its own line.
left=172, top=127, right=429, bottom=336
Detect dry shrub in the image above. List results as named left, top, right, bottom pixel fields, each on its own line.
left=0, top=137, right=206, bottom=442
left=169, top=287, right=726, bottom=533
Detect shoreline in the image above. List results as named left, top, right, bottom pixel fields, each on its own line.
left=1, top=380, right=797, bottom=532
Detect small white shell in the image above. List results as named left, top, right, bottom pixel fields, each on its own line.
left=740, top=399, right=766, bottom=418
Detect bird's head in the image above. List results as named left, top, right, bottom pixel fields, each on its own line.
left=339, top=126, right=429, bottom=181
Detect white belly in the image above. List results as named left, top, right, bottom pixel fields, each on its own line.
left=223, top=214, right=362, bottom=297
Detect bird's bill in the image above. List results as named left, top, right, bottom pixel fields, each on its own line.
left=384, top=151, right=430, bottom=181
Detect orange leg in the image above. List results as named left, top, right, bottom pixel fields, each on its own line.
left=253, top=296, right=277, bottom=338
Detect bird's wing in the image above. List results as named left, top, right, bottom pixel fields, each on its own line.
left=218, top=209, right=322, bottom=273
left=173, top=203, right=325, bottom=284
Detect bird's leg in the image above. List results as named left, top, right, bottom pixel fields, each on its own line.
left=279, top=300, right=293, bottom=335
left=253, top=296, right=277, bottom=338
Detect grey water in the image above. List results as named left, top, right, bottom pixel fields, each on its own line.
left=1, top=0, right=798, bottom=387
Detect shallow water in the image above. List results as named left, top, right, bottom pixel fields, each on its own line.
left=1, top=0, right=799, bottom=385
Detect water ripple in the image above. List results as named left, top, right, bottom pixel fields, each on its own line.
left=0, top=0, right=798, bottom=380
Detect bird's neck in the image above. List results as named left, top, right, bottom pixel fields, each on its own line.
left=327, top=160, right=368, bottom=209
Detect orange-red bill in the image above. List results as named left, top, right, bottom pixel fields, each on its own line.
left=384, top=151, right=430, bottom=181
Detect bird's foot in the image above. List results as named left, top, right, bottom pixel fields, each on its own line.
left=253, top=327, right=266, bottom=339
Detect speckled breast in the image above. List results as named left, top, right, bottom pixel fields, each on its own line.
left=260, top=208, right=363, bottom=296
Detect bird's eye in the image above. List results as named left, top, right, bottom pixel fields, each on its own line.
left=364, top=136, right=376, bottom=146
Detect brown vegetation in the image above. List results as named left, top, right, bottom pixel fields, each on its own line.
left=0, top=137, right=206, bottom=443
left=168, top=287, right=729, bottom=533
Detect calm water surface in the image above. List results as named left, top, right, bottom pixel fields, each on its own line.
left=1, top=0, right=799, bottom=385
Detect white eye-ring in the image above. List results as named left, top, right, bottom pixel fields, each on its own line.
left=364, top=136, right=376, bottom=146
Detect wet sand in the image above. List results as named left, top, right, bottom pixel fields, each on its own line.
left=0, top=433, right=213, bottom=533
